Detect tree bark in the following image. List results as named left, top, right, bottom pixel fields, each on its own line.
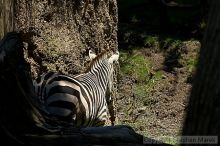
left=182, top=0, right=220, bottom=145
left=0, top=0, right=14, bottom=39
left=14, top=0, right=118, bottom=78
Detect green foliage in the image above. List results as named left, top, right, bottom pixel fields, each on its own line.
left=131, top=15, right=138, bottom=23
left=199, top=19, right=207, bottom=30
left=185, top=56, right=198, bottom=72
left=118, top=39, right=200, bottom=142
left=144, top=35, right=159, bottom=48
left=153, top=71, right=163, bottom=81
left=119, top=49, right=164, bottom=109
left=179, top=41, right=199, bottom=73
left=120, top=50, right=164, bottom=98
left=162, top=37, right=183, bottom=50
left=171, top=40, right=183, bottom=49
left=120, top=51, right=152, bottom=83
left=133, top=84, right=148, bottom=99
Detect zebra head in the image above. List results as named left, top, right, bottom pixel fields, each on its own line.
left=89, top=50, right=97, bottom=60
left=87, top=49, right=119, bottom=100
left=106, top=51, right=119, bottom=101
left=108, top=51, right=119, bottom=64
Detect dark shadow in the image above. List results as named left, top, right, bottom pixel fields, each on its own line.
left=118, top=0, right=210, bottom=72
left=20, top=30, right=48, bottom=75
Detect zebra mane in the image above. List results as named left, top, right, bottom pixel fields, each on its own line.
left=85, top=49, right=112, bottom=73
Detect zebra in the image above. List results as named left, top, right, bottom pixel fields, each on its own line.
left=33, top=49, right=119, bottom=127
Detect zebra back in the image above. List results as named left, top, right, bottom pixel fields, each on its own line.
left=33, top=50, right=119, bottom=127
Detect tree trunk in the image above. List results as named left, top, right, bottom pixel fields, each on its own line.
left=14, top=0, right=118, bottom=78
left=182, top=0, right=220, bottom=145
left=0, top=0, right=14, bottom=39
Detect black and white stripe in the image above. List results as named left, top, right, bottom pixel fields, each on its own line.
left=33, top=50, right=119, bottom=127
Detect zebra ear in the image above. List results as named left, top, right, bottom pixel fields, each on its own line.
left=108, top=51, right=119, bottom=63
left=89, top=50, right=97, bottom=60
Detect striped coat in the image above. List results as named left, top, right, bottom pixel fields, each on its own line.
left=33, top=50, right=119, bottom=127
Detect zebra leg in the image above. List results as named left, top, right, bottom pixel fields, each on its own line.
left=106, top=95, right=115, bottom=126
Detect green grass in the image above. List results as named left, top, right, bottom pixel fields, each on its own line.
left=186, top=57, right=198, bottom=72
left=162, top=37, right=183, bottom=50
left=118, top=37, right=198, bottom=144
left=120, top=49, right=164, bottom=102
left=144, top=35, right=159, bottom=48
left=133, top=84, right=148, bottom=99
left=120, top=51, right=152, bottom=82
left=119, top=49, right=165, bottom=138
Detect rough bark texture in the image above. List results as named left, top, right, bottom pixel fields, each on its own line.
left=182, top=0, right=220, bottom=144
left=0, top=0, right=14, bottom=39
left=14, top=0, right=118, bottom=78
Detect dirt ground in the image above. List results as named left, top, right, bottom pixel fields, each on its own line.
left=115, top=39, right=200, bottom=143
